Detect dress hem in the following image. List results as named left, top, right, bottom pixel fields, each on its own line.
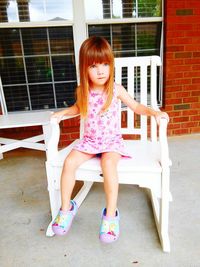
left=73, top=147, right=131, bottom=158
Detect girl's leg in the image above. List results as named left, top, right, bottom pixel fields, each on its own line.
left=100, top=152, right=121, bottom=217
left=61, top=149, right=95, bottom=211
left=52, top=150, right=94, bottom=236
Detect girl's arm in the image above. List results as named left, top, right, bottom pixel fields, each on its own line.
left=117, top=84, right=169, bottom=124
left=51, top=104, right=80, bottom=123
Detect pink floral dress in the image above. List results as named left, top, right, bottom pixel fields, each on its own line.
left=73, top=85, right=130, bottom=157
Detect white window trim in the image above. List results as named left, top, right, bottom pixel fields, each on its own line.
left=0, top=20, right=74, bottom=29
left=72, top=0, right=87, bottom=82
left=86, top=17, right=162, bottom=25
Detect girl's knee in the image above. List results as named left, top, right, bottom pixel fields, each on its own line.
left=101, top=155, right=119, bottom=169
left=63, top=155, right=78, bottom=170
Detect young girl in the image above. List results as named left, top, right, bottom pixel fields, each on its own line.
left=51, top=36, right=169, bottom=243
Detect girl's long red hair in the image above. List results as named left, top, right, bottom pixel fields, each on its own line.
left=76, top=36, right=114, bottom=117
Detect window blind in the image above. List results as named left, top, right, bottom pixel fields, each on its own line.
left=0, top=26, right=77, bottom=112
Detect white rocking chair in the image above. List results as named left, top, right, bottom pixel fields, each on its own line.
left=45, top=56, right=171, bottom=252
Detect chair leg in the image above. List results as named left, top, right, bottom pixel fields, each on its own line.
left=74, top=181, right=94, bottom=207
left=149, top=189, right=170, bottom=252
left=46, top=221, right=55, bottom=237
left=46, top=189, right=61, bottom=237
left=0, top=144, right=3, bottom=160
left=160, top=194, right=170, bottom=252
left=160, top=169, right=171, bottom=252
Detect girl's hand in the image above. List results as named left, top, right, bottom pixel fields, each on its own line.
left=154, top=111, right=169, bottom=125
left=51, top=110, right=65, bottom=123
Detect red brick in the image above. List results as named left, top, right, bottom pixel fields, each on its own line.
left=168, top=24, right=193, bottom=32
left=191, top=91, right=200, bottom=96
left=173, top=116, right=189, bottom=123
left=191, top=103, right=200, bottom=109
left=185, top=58, right=200, bottom=64
left=168, top=16, right=196, bottom=25
left=167, top=111, right=182, bottom=117
left=167, top=2, right=186, bottom=8
left=185, top=45, right=200, bottom=52
left=166, top=31, right=185, bottom=38
left=169, top=78, right=192, bottom=86
left=165, top=85, right=183, bottom=92
left=175, top=52, right=192, bottom=59
left=168, top=123, right=181, bottom=130
left=163, top=105, right=173, bottom=112
left=184, top=71, right=200, bottom=78
left=190, top=115, right=200, bottom=121
left=168, top=65, right=192, bottom=72
left=165, top=98, right=182, bottom=105
left=167, top=37, right=192, bottom=46
left=192, top=65, right=200, bottom=71
left=173, top=128, right=189, bottom=135
left=59, top=140, right=72, bottom=148
left=192, top=78, right=200, bottom=84
left=60, top=133, right=71, bottom=140
left=166, top=59, right=184, bottom=66
left=166, top=45, right=185, bottom=52
left=70, top=133, right=80, bottom=139
left=167, top=72, right=184, bottom=79
left=175, top=92, right=190, bottom=98
left=62, top=120, right=71, bottom=127
left=165, top=52, right=174, bottom=59
left=183, top=97, right=199, bottom=103
left=181, top=122, right=199, bottom=128
left=183, top=84, right=200, bottom=91
left=184, top=31, right=200, bottom=38
left=193, top=52, right=200, bottom=58
left=190, top=127, right=200, bottom=133
left=182, top=110, right=199, bottom=116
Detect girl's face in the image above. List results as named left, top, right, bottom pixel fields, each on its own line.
left=88, top=63, right=110, bottom=89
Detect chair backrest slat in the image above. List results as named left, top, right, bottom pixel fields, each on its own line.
left=114, top=56, right=161, bottom=140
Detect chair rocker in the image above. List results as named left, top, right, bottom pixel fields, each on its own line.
left=45, top=56, right=171, bottom=252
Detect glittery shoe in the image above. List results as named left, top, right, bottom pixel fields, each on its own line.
left=99, top=208, right=120, bottom=243
left=52, top=200, right=78, bottom=236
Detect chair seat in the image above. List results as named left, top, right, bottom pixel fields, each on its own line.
left=51, top=139, right=162, bottom=173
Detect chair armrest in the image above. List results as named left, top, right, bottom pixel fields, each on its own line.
left=159, top=117, right=170, bottom=167
left=46, top=114, right=79, bottom=161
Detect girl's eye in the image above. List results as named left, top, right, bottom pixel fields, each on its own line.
left=90, top=64, right=96, bottom=68
left=104, top=63, right=109, bottom=66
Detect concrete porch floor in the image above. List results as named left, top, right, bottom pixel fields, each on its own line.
left=0, top=134, right=200, bottom=267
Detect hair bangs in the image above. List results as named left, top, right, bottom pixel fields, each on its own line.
left=86, top=46, right=113, bottom=67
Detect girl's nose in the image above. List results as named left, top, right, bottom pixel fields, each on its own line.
left=97, top=66, right=104, bottom=75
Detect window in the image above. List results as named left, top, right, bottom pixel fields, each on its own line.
left=0, top=27, right=76, bottom=112
left=0, top=0, right=163, bottom=113
left=86, top=0, right=163, bottom=105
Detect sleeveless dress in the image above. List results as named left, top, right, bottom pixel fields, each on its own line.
left=73, top=85, right=130, bottom=157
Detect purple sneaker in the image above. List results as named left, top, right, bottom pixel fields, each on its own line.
left=52, top=200, right=78, bottom=236
left=99, top=208, right=120, bottom=243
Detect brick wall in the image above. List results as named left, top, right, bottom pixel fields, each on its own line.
left=163, top=0, right=200, bottom=135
